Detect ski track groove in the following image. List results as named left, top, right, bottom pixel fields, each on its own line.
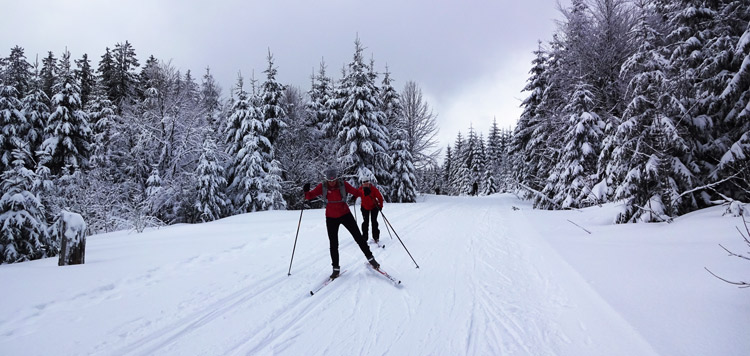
left=113, top=268, right=293, bottom=356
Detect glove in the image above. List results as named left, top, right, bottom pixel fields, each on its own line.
left=303, top=183, right=310, bottom=192
left=378, top=205, right=383, bottom=211
left=363, top=187, right=371, bottom=196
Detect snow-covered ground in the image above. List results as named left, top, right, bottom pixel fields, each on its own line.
left=0, top=194, right=747, bottom=356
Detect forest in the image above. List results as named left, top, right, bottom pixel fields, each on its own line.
left=1, top=0, right=749, bottom=264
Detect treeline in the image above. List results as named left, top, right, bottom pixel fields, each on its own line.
left=0, top=38, right=439, bottom=263
left=505, top=0, right=749, bottom=222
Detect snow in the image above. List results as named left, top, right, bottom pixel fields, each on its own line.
left=0, top=194, right=747, bottom=355
left=60, top=210, right=86, bottom=244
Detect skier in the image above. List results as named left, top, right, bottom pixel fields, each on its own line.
left=359, top=178, right=384, bottom=244
left=303, top=167, right=380, bottom=278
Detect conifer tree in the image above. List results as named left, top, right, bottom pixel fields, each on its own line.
left=258, top=51, right=287, bottom=211
left=0, top=149, right=51, bottom=264
left=511, top=43, right=549, bottom=192
left=607, top=4, right=694, bottom=222
left=260, top=50, right=287, bottom=147
left=75, top=53, right=95, bottom=108
left=40, top=50, right=92, bottom=176
left=110, top=41, right=140, bottom=111
left=40, top=51, right=57, bottom=101
left=4, top=46, right=31, bottom=97
left=543, top=82, right=604, bottom=209
left=195, top=138, right=227, bottom=222
left=21, top=61, right=49, bottom=165
left=390, top=126, right=417, bottom=203
left=337, top=38, right=390, bottom=184
left=200, top=66, right=222, bottom=130
left=0, top=85, right=27, bottom=171
left=307, top=59, right=334, bottom=136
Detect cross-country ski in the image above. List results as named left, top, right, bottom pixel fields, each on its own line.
left=310, top=270, right=347, bottom=296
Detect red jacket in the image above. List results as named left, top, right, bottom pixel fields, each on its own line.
left=305, top=180, right=362, bottom=218
left=359, top=185, right=384, bottom=211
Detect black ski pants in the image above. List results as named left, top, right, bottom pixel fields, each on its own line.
left=360, top=207, right=380, bottom=240
left=326, top=212, right=374, bottom=268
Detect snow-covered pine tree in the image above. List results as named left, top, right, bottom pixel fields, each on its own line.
left=337, top=38, right=391, bottom=184
left=442, top=145, right=452, bottom=195
left=195, top=137, right=228, bottom=222
left=448, top=132, right=465, bottom=195
left=200, top=66, right=222, bottom=131
left=0, top=149, right=51, bottom=264
left=40, top=50, right=92, bottom=176
left=0, top=84, right=27, bottom=172
left=542, top=81, right=604, bottom=209
left=261, top=50, right=287, bottom=148
left=307, top=59, right=333, bottom=135
left=607, top=3, right=695, bottom=223
left=511, top=42, right=549, bottom=194
left=4, top=46, right=31, bottom=98
left=86, top=82, right=118, bottom=169
left=258, top=51, right=287, bottom=211
left=486, top=118, right=501, bottom=178
left=714, top=20, right=750, bottom=202
left=224, top=74, right=251, bottom=203
left=477, top=133, right=497, bottom=195
left=40, top=51, right=57, bottom=102
left=380, top=66, right=404, bottom=195
left=74, top=53, right=95, bottom=108
left=390, top=126, right=417, bottom=203
left=109, top=41, right=140, bottom=111
left=22, top=60, right=49, bottom=166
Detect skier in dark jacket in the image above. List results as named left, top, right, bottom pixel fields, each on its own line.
left=303, top=168, right=380, bottom=278
left=358, top=179, right=384, bottom=243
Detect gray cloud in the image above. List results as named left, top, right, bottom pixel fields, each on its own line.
left=2, top=0, right=563, bottom=148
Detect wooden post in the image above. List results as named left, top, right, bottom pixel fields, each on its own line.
left=58, top=211, right=87, bottom=266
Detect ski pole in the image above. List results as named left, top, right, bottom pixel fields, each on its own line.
left=287, top=205, right=305, bottom=276
left=379, top=211, right=420, bottom=269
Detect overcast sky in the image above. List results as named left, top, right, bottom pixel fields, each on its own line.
left=1, top=0, right=566, bottom=150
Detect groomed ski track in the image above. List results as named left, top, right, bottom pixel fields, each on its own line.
left=0, top=195, right=658, bottom=355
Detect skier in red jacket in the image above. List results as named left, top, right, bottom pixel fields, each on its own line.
left=359, top=179, right=384, bottom=244
left=303, top=168, right=380, bottom=278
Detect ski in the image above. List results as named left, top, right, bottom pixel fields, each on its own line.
left=366, top=263, right=401, bottom=286
left=310, top=270, right=346, bottom=296
left=370, top=240, right=385, bottom=249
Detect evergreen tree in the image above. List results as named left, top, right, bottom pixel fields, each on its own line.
left=543, top=82, right=604, bottom=209
left=380, top=66, right=404, bottom=193
left=260, top=50, right=287, bottom=147
left=442, top=146, right=453, bottom=195
left=0, top=149, right=51, bottom=264
left=21, top=61, right=49, bottom=165
left=97, top=47, right=115, bottom=100
left=714, top=19, right=750, bottom=202
left=86, top=83, right=118, bottom=167
left=40, top=51, right=57, bottom=102
left=0, top=85, right=27, bottom=171
left=110, top=41, right=140, bottom=111
left=200, top=66, right=222, bottom=130
left=74, top=53, right=95, bottom=108
left=607, top=3, right=695, bottom=222
left=40, top=50, right=93, bottom=176
left=337, top=38, right=390, bottom=184
left=307, top=59, right=334, bottom=136
left=511, top=43, right=549, bottom=193
left=390, top=126, right=418, bottom=203
left=4, top=46, right=31, bottom=97
left=195, top=137, right=227, bottom=222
